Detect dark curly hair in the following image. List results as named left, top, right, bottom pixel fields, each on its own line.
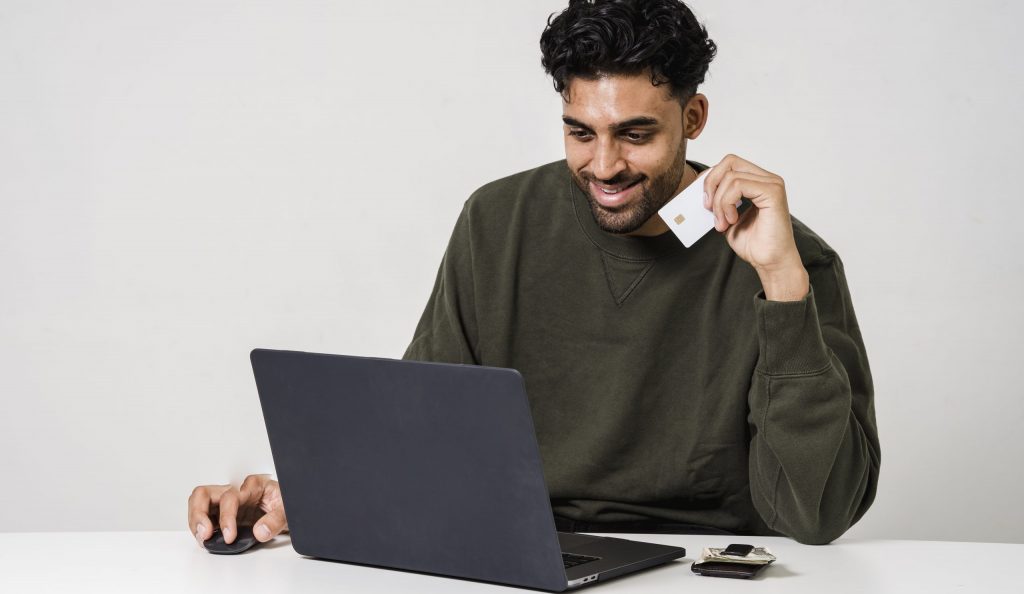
left=540, top=0, right=717, bottom=100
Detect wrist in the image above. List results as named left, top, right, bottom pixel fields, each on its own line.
left=757, top=259, right=809, bottom=302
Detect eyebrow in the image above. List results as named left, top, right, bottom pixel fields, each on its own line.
left=562, top=116, right=660, bottom=131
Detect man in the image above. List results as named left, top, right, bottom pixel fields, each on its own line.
left=189, top=0, right=879, bottom=547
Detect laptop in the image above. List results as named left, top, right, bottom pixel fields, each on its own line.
left=251, top=349, right=687, bottom=591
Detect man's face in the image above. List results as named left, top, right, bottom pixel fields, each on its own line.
left=562, top=73, right=704, bottom=236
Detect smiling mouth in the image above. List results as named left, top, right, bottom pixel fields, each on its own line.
left=595, top=178, right=642, bottom=194
left=590, top=178, right=643, bottom=208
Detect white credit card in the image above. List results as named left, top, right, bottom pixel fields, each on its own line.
left=658, top=170, right=742, bottom=248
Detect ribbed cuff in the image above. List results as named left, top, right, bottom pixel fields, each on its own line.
left=753, top=285, right=831, bottom=375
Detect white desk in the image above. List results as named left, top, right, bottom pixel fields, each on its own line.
left=0, top=532, right=1018, bottom=593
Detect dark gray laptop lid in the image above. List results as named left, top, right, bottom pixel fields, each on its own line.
left=251, top=349, right=569, bottom=592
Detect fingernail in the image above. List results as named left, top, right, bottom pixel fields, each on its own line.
left=713, top=214, right=720, bottom=227
left=222, top=526, right=232, bottom=538
left=703, top=191, right=709, bottom=209
left=256, top=524, right=271, bottom=540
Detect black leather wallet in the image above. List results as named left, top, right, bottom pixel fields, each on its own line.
left=691, top=560, right=767, bottom=579
left=692, top=543, right=775, bottom=579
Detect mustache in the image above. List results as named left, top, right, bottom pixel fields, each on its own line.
left=578, top=171, right=646, bottom=187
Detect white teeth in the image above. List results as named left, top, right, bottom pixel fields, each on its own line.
left=601, top=188, right=620, bottom=194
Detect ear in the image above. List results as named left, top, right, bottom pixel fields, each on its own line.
left=681, top=93, right=709, bottom=140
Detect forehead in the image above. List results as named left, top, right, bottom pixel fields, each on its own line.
left=562, top=73, right=679, bottom=124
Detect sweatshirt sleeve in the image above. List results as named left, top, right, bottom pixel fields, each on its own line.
left=746, top=254, right=880, bottom=544
left=402, top=202, right=480, bottom=365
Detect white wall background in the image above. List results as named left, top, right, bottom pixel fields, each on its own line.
left=1, top=0, right=1021, bottom=543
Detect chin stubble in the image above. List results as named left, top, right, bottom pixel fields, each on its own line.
left=571, top=153, right=688, bottom=235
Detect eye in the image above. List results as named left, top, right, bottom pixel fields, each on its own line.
left=622, top=131, right=651, bottom=143
left=567, top=129, right=593, bottom=141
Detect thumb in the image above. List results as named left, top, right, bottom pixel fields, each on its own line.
left=253, top=508, right=287, bottom=542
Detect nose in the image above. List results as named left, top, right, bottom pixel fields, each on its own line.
left=590, top=138, right=626, bottom=182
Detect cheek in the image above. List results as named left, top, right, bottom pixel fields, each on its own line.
left=622, top=145, right=664, bottom=174
left=563, top=141, right=591, bottom=169
left=632, top=138, right=681, bottom=172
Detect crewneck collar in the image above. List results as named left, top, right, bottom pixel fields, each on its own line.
left=568, top=160, right=708, bottom=261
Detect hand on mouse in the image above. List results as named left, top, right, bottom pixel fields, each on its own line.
left=188, top=474, right=288, bottom=549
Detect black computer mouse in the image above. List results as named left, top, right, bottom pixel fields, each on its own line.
left=203, top=526, right=259, bottom=554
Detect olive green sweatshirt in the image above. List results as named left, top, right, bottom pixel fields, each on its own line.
left=403, top=160, right=880, bottom=545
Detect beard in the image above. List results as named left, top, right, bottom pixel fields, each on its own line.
left=570, top=148, right=688, bottom=235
